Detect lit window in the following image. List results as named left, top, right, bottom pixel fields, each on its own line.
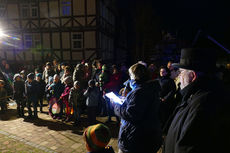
left=61, top=1, right=71, bottom=16
left=72, top=33, right=83, bottom=49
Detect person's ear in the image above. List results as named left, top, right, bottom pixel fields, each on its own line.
left=190, top=71, right=197, bottom=82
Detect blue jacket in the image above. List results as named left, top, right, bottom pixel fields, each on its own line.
left=114, top=80, right=162, bottom=153
left=49, top=81, right=65, bottom=99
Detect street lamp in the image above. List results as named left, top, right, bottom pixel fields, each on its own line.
left=0, top=28, right=5, bottom=38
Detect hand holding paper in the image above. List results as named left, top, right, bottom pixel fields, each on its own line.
left=105, top=92, right=123, bottom=105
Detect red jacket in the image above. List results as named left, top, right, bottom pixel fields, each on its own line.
left=104, top=72, right=122, bottom=92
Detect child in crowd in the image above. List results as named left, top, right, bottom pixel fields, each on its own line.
left=69, top=81, right=84, bottom=126
left=83, top=123, right=114, bottom=153
left=0, top=80, right=7, bottom=113
left=25, top=73, right=38, bottom=119
left=13, top=74, right=25, bottom=117
left=84, top=80, right=100, bottom=125
left=48, top=74, right=64, bottom=119
left=36, top=73, right=46, bottom=113
left=45, top=76, right=53, bottom=101
left=60, top=76, right=73, bottom=121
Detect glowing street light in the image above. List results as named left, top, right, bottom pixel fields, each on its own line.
left=0, top=28, right=5, bottom=38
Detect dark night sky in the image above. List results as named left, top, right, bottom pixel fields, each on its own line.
left=117, top=0, right=230, bottom=49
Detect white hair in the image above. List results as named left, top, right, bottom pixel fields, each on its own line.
left=179, top=69, right=195, bottom=89
left=137, top=61, right=147, bottom=67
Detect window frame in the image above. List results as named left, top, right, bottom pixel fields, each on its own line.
left=60, top=0, right=71, bottom=16
left=21, top=3, right=38, bottom=18
left=71, top=32, right=83, bottom=50
left=24, top=34, right=41, bottom=49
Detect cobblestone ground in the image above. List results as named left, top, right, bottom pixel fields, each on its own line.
left=0, top=102, right=119, bottom=153
left=0, top=133, right=44, bottom=153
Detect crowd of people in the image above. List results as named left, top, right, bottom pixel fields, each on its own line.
left=0, top=48, right=230, bottom=153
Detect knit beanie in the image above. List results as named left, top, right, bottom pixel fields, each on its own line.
left=83, top=124, right=111, bottom=152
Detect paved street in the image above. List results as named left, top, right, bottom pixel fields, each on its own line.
left=0, top=102, right=119, bottom=153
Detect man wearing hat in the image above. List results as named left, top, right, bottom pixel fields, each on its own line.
left=163, top=48, right=230, bottom=153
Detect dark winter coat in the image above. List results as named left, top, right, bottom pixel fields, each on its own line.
left=25, top=80, right=38, bottom=102
left=163, top=77, right=230, bottom=153
left=36, top=80, right=46, bottom=98
left=158, top=76, right=176, bottom=103
left=114, top=80, right=162, bottom=153
left=73, top=68, right=85, bottom=83
left=13, top=80, right=25, bottom=100
left=84, top=86, right=100, bottom=107
left=92, top=68, right=102, bottom=82
left=158, top=76, right=176, bottom=127
left=69, top=87, right=84, bottom=108
left=0, top=88, right=7, bottom=104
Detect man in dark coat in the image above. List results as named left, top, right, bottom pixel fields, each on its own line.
left=158, top=66, right=176, bottom=128
left=113, top=63, right=162, bottom=153
left=163, top=48, right=230, bottom=153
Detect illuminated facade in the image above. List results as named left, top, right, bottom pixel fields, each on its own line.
left=0, top=0, right=116, bottom=64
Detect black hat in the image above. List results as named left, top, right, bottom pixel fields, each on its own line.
left=172, top=48, right=217, bottom=72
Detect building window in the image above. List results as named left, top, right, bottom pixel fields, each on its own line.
left=0, top=4, right=6, bottom=17
left=24, top=34, right=40, bottom=49
left=31, top=4, right=38, bottom=17
left=61, top=1, right=71, bottom=16
left=21, top=4, right=30, bottom=18
left=72, top=33, right=83, bottom=49
left=21, top=4, right=38, bottom=18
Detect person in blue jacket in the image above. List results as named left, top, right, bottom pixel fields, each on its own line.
left=113, top=63, right=162, bottom=153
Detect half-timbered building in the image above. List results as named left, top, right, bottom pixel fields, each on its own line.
left=0, top=0, right=118, bottom=65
